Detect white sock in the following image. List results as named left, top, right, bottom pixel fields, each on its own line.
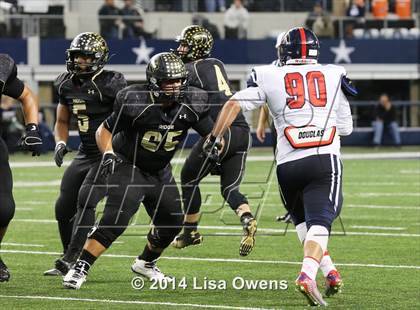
left=301, top=256, right=320, bottom=280
left=320, top=250, right=337, bottom=277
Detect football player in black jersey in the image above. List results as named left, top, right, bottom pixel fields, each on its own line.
left=63, top=52, right=214, bottom=289
left=44, top=32, right=127, bottom=276
left=172, top=25, right=257, bottom=256
left=0, top=54, right=43, bottom=282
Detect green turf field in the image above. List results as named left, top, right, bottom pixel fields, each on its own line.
left=0, top=147, right=419, bottom=309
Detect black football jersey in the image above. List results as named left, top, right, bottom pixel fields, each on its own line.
left=104, top=84, right=212, bottom=173
left=54, top=70, right=127, bottom=158
left=185, top=57, right=249, bottom=128
left=0, top=54, right=25, bottom=103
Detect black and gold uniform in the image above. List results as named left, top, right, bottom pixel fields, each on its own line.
left=90, top=53, right=212, bottom=253
left=48, top=33, right=126, bottom=276
left=0, top=53, right=42, bottom=282
left=174, top=26, right=254, bottom=254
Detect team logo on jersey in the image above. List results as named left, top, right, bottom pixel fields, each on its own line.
left=284, top=125, right=336, bottom=149
left=179, top=113, right=187, bottom=119
left=88, top=89, right=95, bottom=95
left=159, top=124, right=174, bottom=130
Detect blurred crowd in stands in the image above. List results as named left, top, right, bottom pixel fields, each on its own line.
left=0, top=0, right=417, bottom=39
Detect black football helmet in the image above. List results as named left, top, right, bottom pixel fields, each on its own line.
left=66, top=32, right=109, bottom=76
left=279, top=27, right=320, bottom=65
left=146, top=52, right=187, bottom=102
left=175, top=25, right=214, bottom=62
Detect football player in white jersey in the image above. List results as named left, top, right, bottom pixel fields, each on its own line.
left=204, top=27, right=356, bottom=306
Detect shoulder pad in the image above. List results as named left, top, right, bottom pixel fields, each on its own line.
left=114, top=84, right=151, bottom=116
left=53, top=72, right=72, bottom=95
left=184, top=86, right=209, bottom=115
left=0, top=54, right=16, bottom=82
left=206, top=58, right=225, bottom=66
left=185, top=61, right=202, bottom=88
left=96, top=70, right=127, bottom=98
left=341, top=75, right=358, bottom=97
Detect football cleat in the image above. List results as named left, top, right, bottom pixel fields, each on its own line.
left=0, top=258, right=10, bottom=282
left=63, top=260, right=89, bottom=290
left=43, top=268, right=63, bottom=276
left=172, top=231, right=203, bottom=249
left=131, top=258, right=171, bottom=281
left=55, top=257, right=74, bottom=276
left=276, top=212, right=292, bottom=223
left=325, top=270, right=343, bottom=297
left=295, top=272, right=328, bottom=306
left=239, top=217, right=257, bottom=256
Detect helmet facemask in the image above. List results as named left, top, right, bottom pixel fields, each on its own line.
left=147, top=52, right=188, bottom=105
left=150, top=77, right=187, bottom=106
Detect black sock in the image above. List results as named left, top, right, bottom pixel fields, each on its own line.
left=77, top=249, right=97, bottom=272
left=184, top=221, right=198, bottom=234
left=64, top=209, right=96, bottom=262
left=138, top=245, right=161, bottom=262
left=240, top=212, right=253, bottom=223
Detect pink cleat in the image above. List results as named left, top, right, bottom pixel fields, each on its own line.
left=295, top=272, right=328, bottom=306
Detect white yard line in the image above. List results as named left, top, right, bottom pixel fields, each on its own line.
left=346, top=182, right=420, bottom=186
left=9, top=151, right=420, bottom=169
left=0, top=249, right=419, bottom=270
left=349, top=193, right=420, bottom=197
left=0, top=295, right=274, bottom=310
left=9, top=219, right=420, bottom=237
left=15, top=208, right=34, bottom=211
left=400, top=169, right=420, bottom=174
left=2, top=243, right=44, bottom=247
left=350, top=225, right=406, bottom=231
left=347, top=204, right=420, bottom=210
left=15, top=201, right=49, bottom=205
left=265, top=203, right=420, bottom=210
left=13, top=219, right=56, bottom=223
left=14, top=180, right=61, bottom=187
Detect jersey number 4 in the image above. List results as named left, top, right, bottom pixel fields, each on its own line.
left=214, top=65, right=232, bottom=96
left=284, top=71, right=327, bottom=109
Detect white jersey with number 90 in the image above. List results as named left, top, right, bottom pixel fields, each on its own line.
left=234, top=63, right=353, bottom=165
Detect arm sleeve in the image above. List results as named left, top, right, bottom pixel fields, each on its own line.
left=232, top=86, right=267, bottom=112
left=336, top=90, right=353, bottom=136
left=2, top=63, right=24, bottom=99
left=192, top=115, right=213, bottom=137
left=341, top=75, right=358, bottom=97
left=53, top=73, right=69, bottom=105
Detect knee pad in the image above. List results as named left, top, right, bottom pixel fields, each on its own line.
left=88, top=226, right=119, bottom=249
left=222, top=188, right=248, bottom=211
left=295, top=222, right=308, bottom=244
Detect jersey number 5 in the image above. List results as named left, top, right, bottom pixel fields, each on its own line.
left=284, top=71, right=327, bottom=109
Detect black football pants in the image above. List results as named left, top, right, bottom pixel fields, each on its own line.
left=181, top=126, right=251, bottom=216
